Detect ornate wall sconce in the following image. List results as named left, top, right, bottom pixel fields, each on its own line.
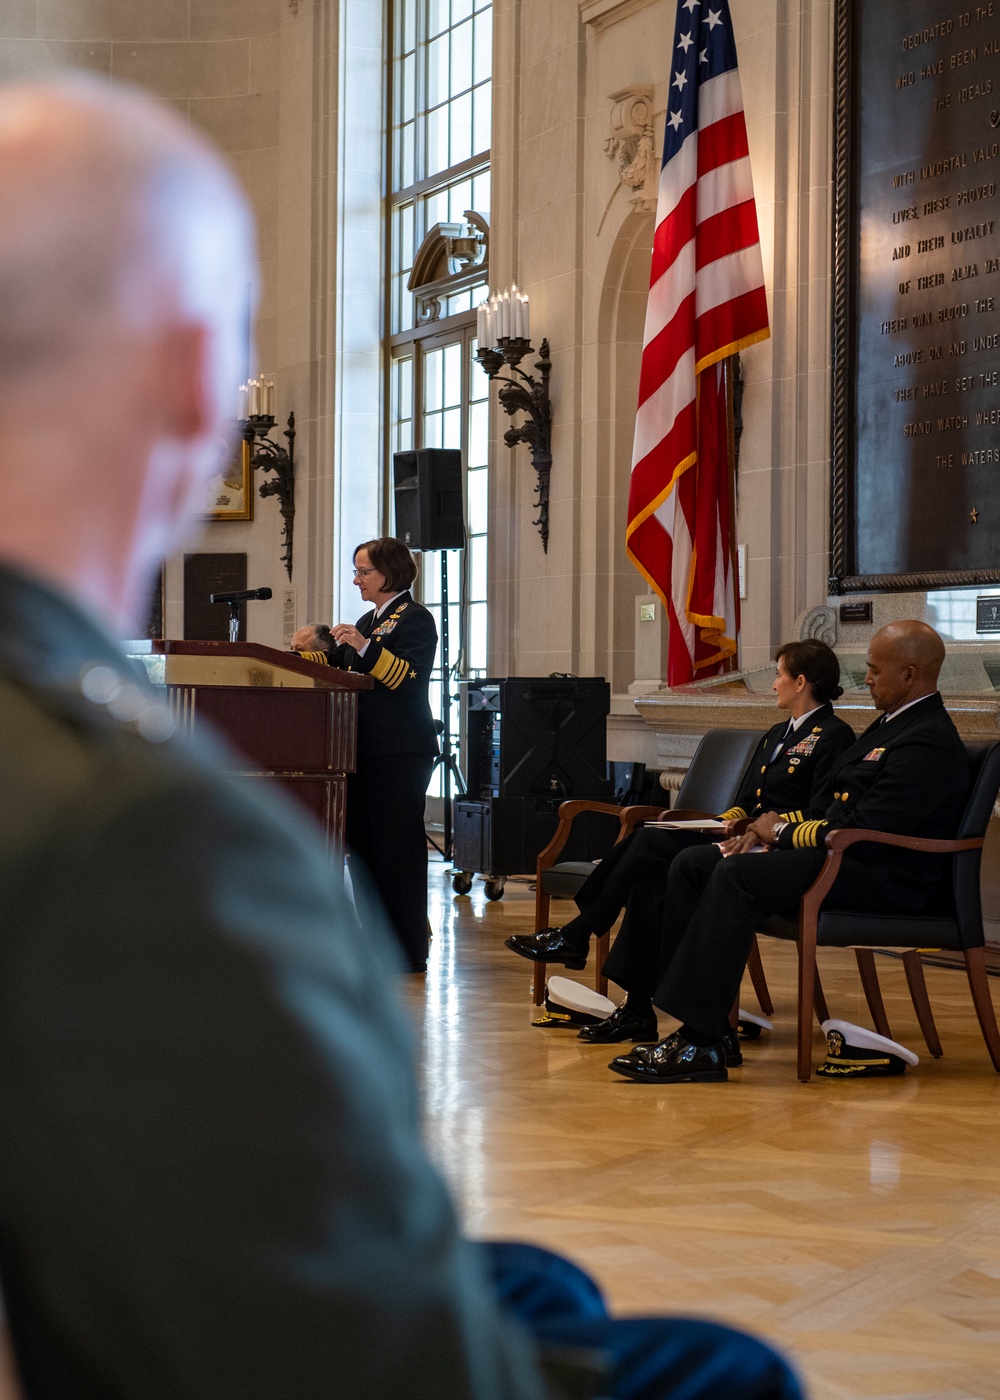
left=474, top=289, right=553, bottom=552
left=240, top=400, right=296, bottom=580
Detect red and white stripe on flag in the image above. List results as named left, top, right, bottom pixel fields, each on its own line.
left=625, top=0, right=769, bottom=687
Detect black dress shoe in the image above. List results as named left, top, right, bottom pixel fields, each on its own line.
left=721, top=1027, right=743, bottom=1067
left=504, top=928, right=588, bottom=969
left=617, top=1027, right=741, bottom=1069
left=577, top=1003, right=658, bottom=1044
left=608, top=1032, right=728, bottom=1083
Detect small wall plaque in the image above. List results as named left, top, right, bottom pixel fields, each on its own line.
left=639, top=601, right=656, bottom=623
left=839, top=602, right=873, bottom=624
left=184, top=552, right=247, bottom=641
left=976, top=598, right=1000, bottom=634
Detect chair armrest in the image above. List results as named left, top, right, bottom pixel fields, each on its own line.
left=799, top=827, right=983, bottom=949
left=535, top=800, right=624, bottom=875
left=617, top=804, right=671, bottom=838
left=824, top=828, right=983, bottom=854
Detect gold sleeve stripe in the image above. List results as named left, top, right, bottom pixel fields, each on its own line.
left=718, top=807, right=746, bottom=822
left=369, top=649, right=397, bottom=684
left=791, top=820, right=829, bottom=849
left=779, top=810, right=804, bottom=823
left=298, top=650, right=329, bottom=666
left=370, top=649, right=412, bottom=690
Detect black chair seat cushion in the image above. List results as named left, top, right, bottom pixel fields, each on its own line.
left=761, top=911, right=966, bottom=950
left=541, top=861, right=598, bottom=900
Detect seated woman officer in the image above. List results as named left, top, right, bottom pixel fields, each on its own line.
left=505, top=638, right=854, bottom=1041
left=326, top=538, right=439, bottom=974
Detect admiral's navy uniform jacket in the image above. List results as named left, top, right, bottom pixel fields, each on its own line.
left=772, top=693, right=968, bottom=899
left=716, top=706, right=856, bottom=825
left=327, top=591, right=438, bottom=758
left=0, top=565, right=541, bottom=1400
left=593, top=707, right=855, bottom=997
left=327, top=590, right=438, bottom=970
left=652, top=693, right=972, bottom=1034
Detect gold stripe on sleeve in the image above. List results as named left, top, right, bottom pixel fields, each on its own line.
left=298, top=650, right=329, bottom=666
left=718, top=807, right=746, bottom=822
left=388, top=657, right=410, bottom=689
left=791, top=820, right=829, bottom=849
left=369, top=648, right=398, bottom=684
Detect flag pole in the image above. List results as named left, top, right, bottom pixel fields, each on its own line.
left=721, top=354, right=741, bottom=675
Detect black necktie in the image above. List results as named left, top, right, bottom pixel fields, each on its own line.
left=771, top=721, right=795, bottom=762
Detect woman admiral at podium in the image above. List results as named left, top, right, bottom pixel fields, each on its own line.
left=322, top=538, right=438, bottom=973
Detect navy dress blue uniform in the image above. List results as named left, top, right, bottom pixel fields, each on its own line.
left=589, top=706, right=855, bottom=997
left=653, top=693, right=970, bottom=1036
left=328, top=590, right=439, bottom=972
left=0, top=564, right=802, bottom=1400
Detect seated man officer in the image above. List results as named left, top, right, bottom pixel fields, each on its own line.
left=290, top=621, right=336, bottom=663
left=608, top=620, right=969, bottom=1083
left=0, top=76, right=802, bottom=1400
left=506, top=639, right=854, bottom=1045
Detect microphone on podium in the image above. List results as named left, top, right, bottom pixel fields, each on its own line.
left=210, top=587, right=273, bottom=642
left=209, top=587, right=273, bottom=604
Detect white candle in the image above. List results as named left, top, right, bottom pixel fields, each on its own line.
left=500, top=290, right=510, bottom=339
left=521, top=293, right=530, bottom=342
left=477, top=300, right=487, bottom=346
left=238, top=383, right=248, bottom=420
left=266, top=379, right=275, bottom=416
left=489, top=294, right=498, bottom=346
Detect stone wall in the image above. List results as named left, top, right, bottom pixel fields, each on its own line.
left=488, top=0, right=838, bottom=717
left=0, top=0, right=382, bottom=648
left=1, top=0, right=851, bottom=691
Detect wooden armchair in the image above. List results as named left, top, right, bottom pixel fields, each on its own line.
left=758, top=739, right=1000, bottom=1080
left=528, top=727, right=767, bottom=1005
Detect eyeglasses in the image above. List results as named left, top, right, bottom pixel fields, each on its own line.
left=353, top=566, right=377, bottom=578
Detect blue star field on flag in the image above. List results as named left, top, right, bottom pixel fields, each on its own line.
left=661, top=0, right=740, bottom=167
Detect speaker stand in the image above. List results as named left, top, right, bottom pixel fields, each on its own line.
left=428, top=549, right=466, bottom=862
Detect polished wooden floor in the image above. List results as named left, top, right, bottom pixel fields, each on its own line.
left=405, top=857, right=1000, bottom=1400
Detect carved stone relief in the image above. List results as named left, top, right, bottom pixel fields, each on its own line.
left=599, top=86, right=658, bottom=233
left=797, top=606, right=838, bottom=648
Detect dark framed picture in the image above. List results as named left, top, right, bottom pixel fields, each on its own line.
left=203, top=434, right=253, bottom=522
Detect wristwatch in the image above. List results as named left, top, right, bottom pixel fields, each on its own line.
left=772, top=821, right=789, bottom=839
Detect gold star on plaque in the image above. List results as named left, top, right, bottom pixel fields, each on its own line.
left=971, top=507, right=980, bottom=524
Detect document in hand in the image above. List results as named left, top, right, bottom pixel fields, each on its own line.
left=644, top=819, right=729, bottom=831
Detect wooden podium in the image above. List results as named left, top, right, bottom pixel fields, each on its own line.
left=144, top=641, right=373, bottom=847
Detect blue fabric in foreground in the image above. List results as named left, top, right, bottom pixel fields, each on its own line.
left=483, top=1240, right=803, bottom=1400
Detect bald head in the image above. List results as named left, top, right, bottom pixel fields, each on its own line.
left=865, top=620, right=946, bottom=713
left=0, top=74, right=253, bottom=376
left=0, top=75, right=257, bottom=632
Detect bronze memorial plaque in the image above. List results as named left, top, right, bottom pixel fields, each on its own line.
left=831, top=0, right=1000, bottom=590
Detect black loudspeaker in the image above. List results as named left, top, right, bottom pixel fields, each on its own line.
left=393, top=449, right=466, bottom=550
left=464, top=678, right=611, bottom=800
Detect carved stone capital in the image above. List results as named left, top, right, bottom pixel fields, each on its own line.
left=797, top=605, right=839, bottom=648
left=605, top=85, right=658, bottom=215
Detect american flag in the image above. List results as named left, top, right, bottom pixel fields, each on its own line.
left=625, top=0, right=769, bottom=686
